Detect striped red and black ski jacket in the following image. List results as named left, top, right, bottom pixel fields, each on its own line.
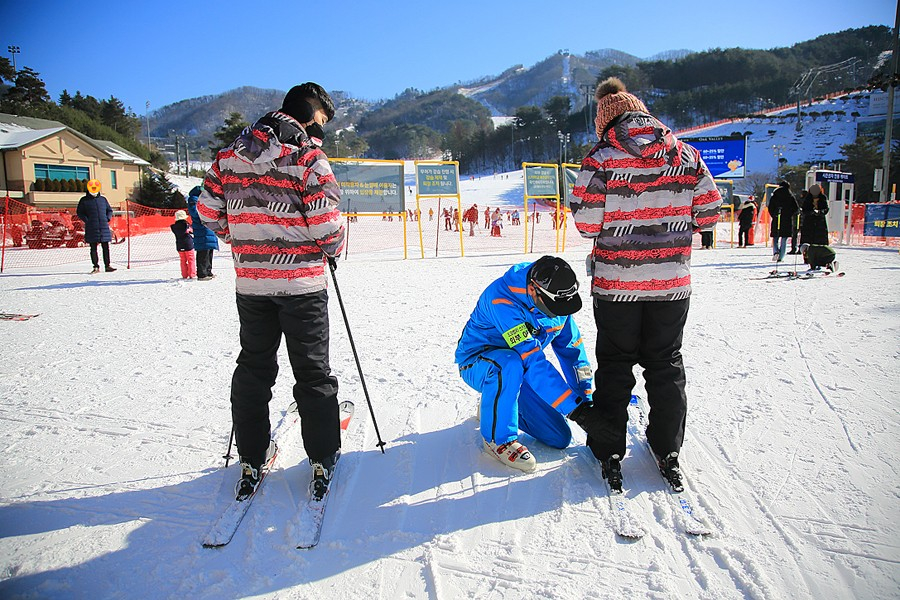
left=198, top=111, right=345, bottom=296
left=571, top=112, right=721, bottom=302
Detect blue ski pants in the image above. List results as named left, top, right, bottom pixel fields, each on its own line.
left=460, top=348, right=572, bottom=449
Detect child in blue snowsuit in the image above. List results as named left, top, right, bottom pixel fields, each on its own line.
left=455, top=256, right=593, bottom=472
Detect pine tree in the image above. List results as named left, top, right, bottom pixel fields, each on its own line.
left=840, top=137, right=882, bottom=203
left=139, top=171, right=182, bottom=208
left=0, top=67, right=51, bottom=112
left=210, top=112, right=248, bottom=155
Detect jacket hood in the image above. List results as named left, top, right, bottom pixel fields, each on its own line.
left=604, top=112, right=677, bottom=159
left=232, top=111, right=315, bottom=165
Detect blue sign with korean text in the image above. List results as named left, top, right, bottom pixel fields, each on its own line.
left=863, top=203, right=900, bottom=237
left=682, top=134, right=746, bottom=179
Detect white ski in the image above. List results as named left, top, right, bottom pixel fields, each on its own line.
left=582, top=449, right=646, bottom=539
left=629, top=395, right=714, bottom=537
left=296, top=400, right=355, bottom=549
left=202, top=445, right=280, bottom=548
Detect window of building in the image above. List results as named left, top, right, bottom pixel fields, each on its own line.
left=34, top=164, right=91, bottom=182
left=110, top=170, right=118, bottom=189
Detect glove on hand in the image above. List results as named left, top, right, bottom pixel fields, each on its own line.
left=567, top=399, right=593, bottom=424
left=567, top=400, right=608, bottom=443
left=326, top=255, right=338, bottom=272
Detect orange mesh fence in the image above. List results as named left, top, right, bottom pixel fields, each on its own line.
left=0, top=196, right=128, bottom=271
left=15, top=196, right=892, bottom=272
left=122, top=201, right=180, bottom=268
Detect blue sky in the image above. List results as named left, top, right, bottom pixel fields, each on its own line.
left=0, top=0, right=894, bottom=116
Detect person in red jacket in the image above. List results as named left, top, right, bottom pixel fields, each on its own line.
left=569, top=78, right=721, bottom=493
left=464, top=203, right=479, bottom=236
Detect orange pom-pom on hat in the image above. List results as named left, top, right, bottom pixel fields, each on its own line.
left=594, top=77, right=648, bottom=139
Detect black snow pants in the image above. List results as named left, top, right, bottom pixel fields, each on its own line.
left=231, top=291, right=340, bottom=466
left=587, top=298, right=689, bottom=462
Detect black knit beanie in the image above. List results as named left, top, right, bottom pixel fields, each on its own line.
left=281, top=82, right=335, bottom=123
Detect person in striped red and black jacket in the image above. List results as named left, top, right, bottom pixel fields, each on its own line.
left=198, top=82, right=346, bottom=499
left=569, top=78, right=721, bottom=493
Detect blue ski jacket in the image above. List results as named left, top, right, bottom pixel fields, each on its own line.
left=455, top=262, right=592, bottom=416
left=187, top=193, right=219, bottom=251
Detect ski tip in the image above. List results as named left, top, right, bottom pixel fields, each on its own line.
left=339, top=400, right=355, bottom=431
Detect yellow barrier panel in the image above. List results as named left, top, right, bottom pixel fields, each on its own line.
left=523, top=162, right=562, bottom=254
left=415, top=160, right=463, bottom=258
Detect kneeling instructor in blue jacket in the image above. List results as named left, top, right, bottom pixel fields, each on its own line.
left=455, top=256, right=594, bottom=472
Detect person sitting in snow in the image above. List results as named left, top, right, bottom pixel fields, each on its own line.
left=800, top=243, right=839, bottom=273
left=455, top=256, right=593, bottom=472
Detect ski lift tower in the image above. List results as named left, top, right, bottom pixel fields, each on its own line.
left=790, top=58, right=861, bottom=131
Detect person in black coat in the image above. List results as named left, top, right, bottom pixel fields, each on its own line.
left=75, top=179, right=116, bottom=273
left=737, top=201, right=756, bottom=248
left=767, top=181, right=799, bottom=261
left=799, top=184, right=830, bottom=247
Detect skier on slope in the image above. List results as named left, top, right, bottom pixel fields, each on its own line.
left=569, top=78, right=721, bottom=493
left=197, top=82, right=345, bottom=502
left=455, top=256, right=594, bottom=472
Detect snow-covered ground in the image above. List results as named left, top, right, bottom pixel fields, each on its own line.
left=1, top=173, right=898, bottom=599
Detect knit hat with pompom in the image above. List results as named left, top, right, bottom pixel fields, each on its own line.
left=594, top=77, right=648, bottom=139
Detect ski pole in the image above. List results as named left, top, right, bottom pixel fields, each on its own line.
left=328, top=260, right=387, bottom=453
left=223, top=424, right=235, bottom=468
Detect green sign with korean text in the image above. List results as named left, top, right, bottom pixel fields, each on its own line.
left=525, top=165, right=559, bottom=197
left=416, top=163, right=459, bottom=196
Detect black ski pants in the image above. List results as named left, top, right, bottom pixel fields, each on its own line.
left=195, top=249, right=214, bottom=278
left=587, top=298, right=689, bottom=462
left=89, top=242, right=111, bottom=268
left=231, top=291, right=340, bottom=466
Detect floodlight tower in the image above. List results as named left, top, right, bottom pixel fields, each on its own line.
left=7, top=45, right=20, bottom=73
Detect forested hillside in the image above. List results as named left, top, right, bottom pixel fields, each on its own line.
left=1, top=26, right=893, bottom=177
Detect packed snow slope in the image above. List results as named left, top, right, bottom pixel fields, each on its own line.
left=1, top=173, right=898, bottom=600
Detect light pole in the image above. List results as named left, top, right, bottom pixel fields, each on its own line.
left=557, top=131, right=570, bottom=165
left=880, top=0, right=900, bottom=203
left=145, top=101, right=151, bottom=150
left=510, top=119, right=516, bottom=170
left=772, top=144, right=786, bottom=176
left=7, top=45, right=20, bottom=73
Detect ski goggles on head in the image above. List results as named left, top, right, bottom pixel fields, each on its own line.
left=531, top=279, right=579, bottom=303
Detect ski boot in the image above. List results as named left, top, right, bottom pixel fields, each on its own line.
left=600, top=454, right=623, bottom=493
left=657, top=451, right=684, bottom=493
left=483, top=439, right=536, bottom=472
left=235, top=440, right=277, bottom=501
left=309, top=449, right=341, bottom=502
